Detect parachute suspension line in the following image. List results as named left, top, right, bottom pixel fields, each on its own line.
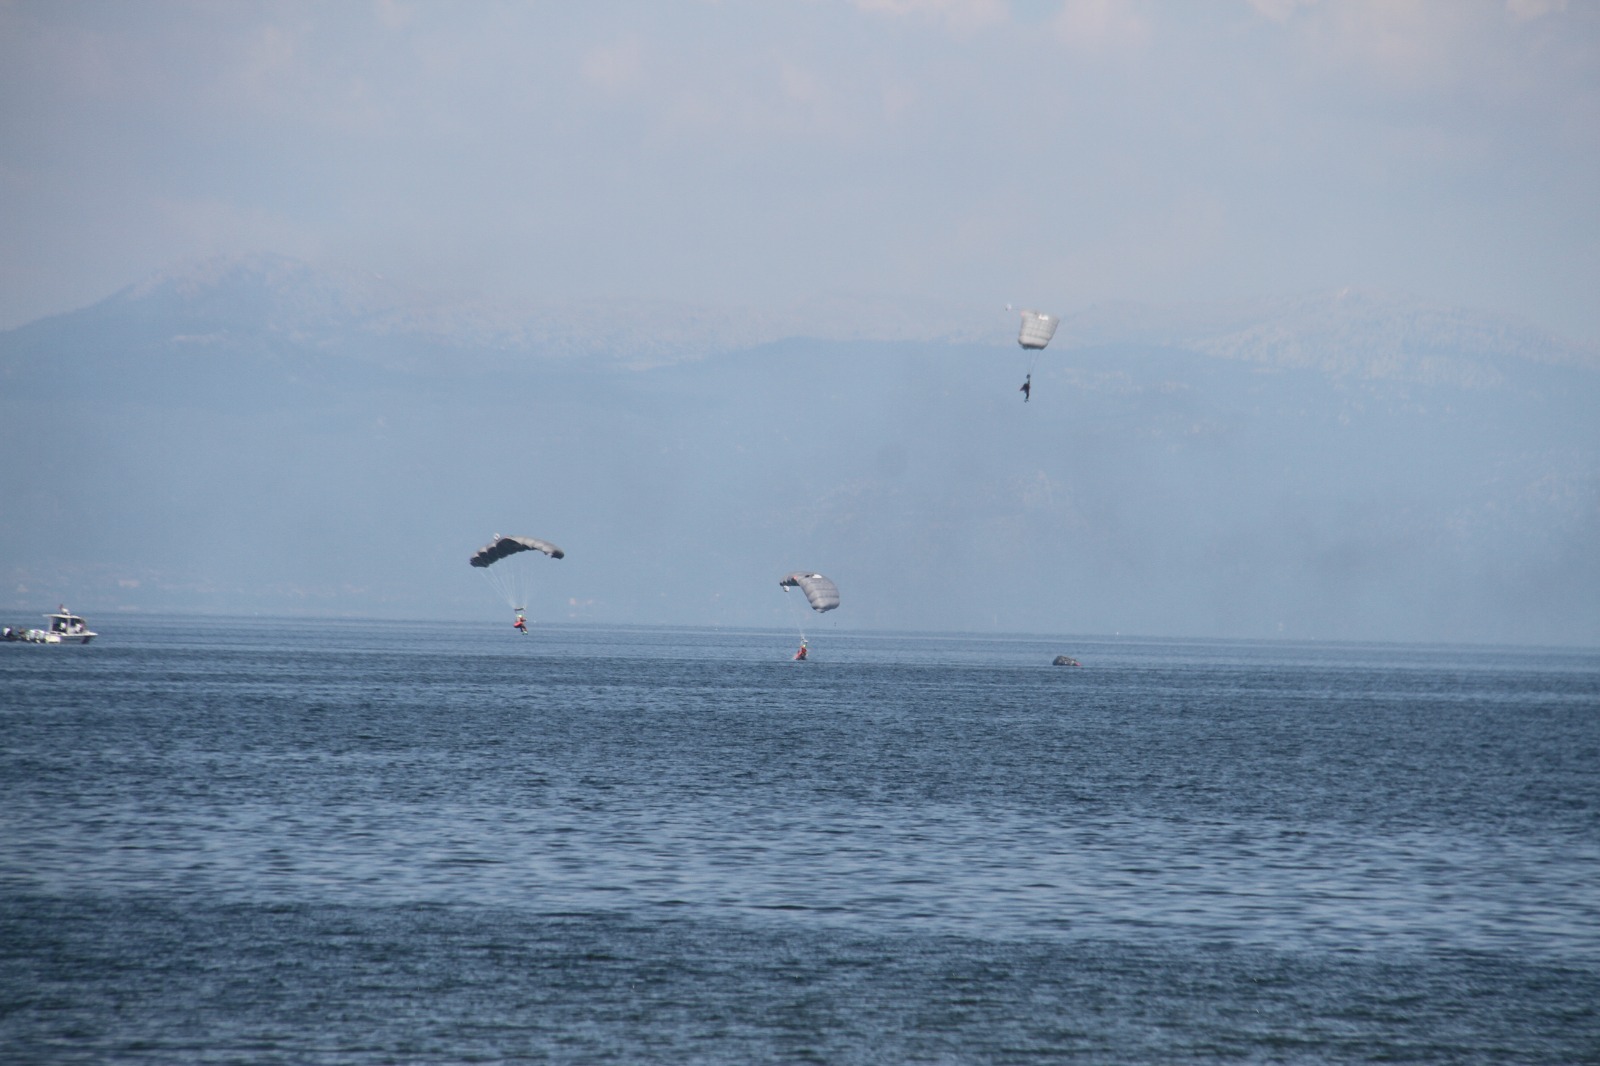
left=783, top=588, right=810, bottom=644
left=469, top=534, right=565, bottom=623
left=480, top=567, right=527, bottom=617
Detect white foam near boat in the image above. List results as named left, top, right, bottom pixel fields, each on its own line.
left=2, top=606, right=97, bottom=644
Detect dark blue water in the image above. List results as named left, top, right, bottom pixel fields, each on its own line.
left=3, top=619, right=1598, bottom=1063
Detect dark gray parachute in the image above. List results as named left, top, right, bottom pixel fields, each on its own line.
left=780, top=572, right=840, bottom=613
left=471, top=534, right=565, bottom=615
left=470, top=535, right=565, bottom=568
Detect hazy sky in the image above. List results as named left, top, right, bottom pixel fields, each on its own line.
left=2, top=0, right=1597, bottom=340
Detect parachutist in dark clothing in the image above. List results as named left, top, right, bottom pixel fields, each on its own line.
left=1020, top=374, right=1031, bottom=402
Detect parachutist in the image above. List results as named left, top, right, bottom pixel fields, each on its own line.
left=470, top=534, right=564, bottom=630
left=780, top=573, right=836, bottom=660
left=1014, top=310, right=1054, bottom=403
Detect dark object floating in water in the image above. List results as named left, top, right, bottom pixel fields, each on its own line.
left=1052, top=655, right=1081, bottom=667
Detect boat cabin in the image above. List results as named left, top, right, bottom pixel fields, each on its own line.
left=44, top=607, right=96, bottom=643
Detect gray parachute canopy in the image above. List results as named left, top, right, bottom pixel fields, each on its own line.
left=780, top=572, right=840, bottom=613
left=1016, top=309, right=1059, bottom=350
left=470, top=535, right=565, bottom=568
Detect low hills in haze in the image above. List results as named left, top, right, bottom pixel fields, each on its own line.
left=4, top=254, right=1596, bottom=645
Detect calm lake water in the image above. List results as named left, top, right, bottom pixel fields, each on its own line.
left=2, top=619, right=1598, bottom=1063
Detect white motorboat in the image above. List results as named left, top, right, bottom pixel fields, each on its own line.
left=3, top=606, right=97, bottom=644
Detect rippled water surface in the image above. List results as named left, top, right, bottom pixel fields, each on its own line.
left=3, top=619, right=1598, bottom=1063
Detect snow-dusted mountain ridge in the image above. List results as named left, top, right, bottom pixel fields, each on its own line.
left=50, top=253, right=1597, bottom=382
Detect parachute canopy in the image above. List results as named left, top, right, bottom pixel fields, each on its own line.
left=1017, top=309, right=1059, bottom=351
left=470, top=535, right=564, bottom=568
left=780, top=572, right=839, bottom=613
left=470, top=534, right=564, bottom=613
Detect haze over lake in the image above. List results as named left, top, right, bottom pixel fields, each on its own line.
left=2, top=256, right=1596, bottom=645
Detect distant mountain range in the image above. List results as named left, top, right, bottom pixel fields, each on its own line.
left=4, top=254, right=1596, bottom=645
left=16, top=252, right=1595, bottom=377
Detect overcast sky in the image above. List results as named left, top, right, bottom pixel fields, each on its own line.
left=2, top=0, right=1597, bottom=342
